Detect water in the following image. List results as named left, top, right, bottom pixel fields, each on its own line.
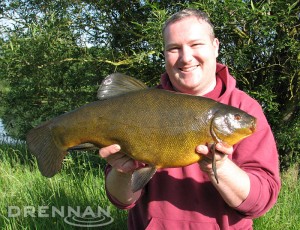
left=0, top=119, right=7, bottom=137
left=0, top=119, right=20, bottom=144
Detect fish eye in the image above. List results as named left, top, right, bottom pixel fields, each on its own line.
left=234, top=114, right=242, bottom=120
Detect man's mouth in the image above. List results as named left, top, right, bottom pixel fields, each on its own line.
left=179, top=65, right=199, bottom=72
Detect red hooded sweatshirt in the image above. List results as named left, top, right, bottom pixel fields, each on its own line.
left=105, top=63, right=281, bottom=230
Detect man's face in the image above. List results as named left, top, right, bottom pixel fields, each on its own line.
left=163, top=16, right=219, bottom=96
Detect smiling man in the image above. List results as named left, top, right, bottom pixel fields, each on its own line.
left=99, top=9, right=280, bottom=230
left=163, top=13, right=219, bottom=96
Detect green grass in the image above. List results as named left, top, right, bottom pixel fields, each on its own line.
left=253, top=165, right=300, bottom=229
left=0, top=142, right=299, bottom=229
left=0, top=142, right=127, bottom=229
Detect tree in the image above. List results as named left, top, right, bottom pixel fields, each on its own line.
left=0, top=0, right=299, bottom=167
left=0, top=0, right=112, bottom=138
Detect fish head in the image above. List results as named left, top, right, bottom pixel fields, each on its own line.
left=210, top=107, right=256, bottom=146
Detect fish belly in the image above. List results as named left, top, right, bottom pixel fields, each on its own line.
left=51, top=89, right=216, bottom=168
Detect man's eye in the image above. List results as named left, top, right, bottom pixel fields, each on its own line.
left=168, top=47, right=179, bottom=53
left=192, top=43, right=203, bottom=48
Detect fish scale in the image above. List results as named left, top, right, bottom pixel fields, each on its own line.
left=26, top=73, right=256, bottom=191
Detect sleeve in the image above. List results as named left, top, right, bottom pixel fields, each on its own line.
left=104, top=165, right=137, bottom=210
left=232, top=98, right=281, bottom=218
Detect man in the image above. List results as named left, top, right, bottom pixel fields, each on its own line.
left=99, top=9, right=280, bottom=229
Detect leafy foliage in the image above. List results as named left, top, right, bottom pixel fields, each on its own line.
left=0, top=0, right=299, bottom=167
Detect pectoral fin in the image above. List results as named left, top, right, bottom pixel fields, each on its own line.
left=131, top=166, right=157, bottom=192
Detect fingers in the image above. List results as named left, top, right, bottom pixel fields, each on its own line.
left=108, top=153, right=138, bottom=173
left=196, top=145, right=210, bottom=155
left=197, top=143, right=234, bottom=179
left=99, top=144, right=121, bottom=158
left=196, top=143, right=233, bottom=158
left=199, top=157, right=213, bottom=173
left=99, top=144, right=139, bottom=173
left=215, top=143, right=233, bottom=155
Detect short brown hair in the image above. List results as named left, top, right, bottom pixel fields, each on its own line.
left=162, top=9, right=215, bottom=39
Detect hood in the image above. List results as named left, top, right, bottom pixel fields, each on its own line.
left=158, top=63, right=237, bottom=102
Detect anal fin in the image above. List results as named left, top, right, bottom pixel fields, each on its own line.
left=131, top=166, right=157, bottom=192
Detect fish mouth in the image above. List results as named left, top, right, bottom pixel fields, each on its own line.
left=179, top=65, right=199, bottom=72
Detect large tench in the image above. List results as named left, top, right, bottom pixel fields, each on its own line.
left=26, top=73, right=256, bottom=192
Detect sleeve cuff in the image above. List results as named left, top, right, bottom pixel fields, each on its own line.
left=235, top=173, right=262, bottom=215
left=104, top=164, right=137, bottom=210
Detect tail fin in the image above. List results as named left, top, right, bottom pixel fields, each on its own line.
left=26, top=121, right=67, bottom=177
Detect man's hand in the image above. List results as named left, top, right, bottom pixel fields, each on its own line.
left=197, top=143, right=233, bottom=176
left=99, top=144, right=142, bottom=173
left=196, top=143, right=250, bottom=207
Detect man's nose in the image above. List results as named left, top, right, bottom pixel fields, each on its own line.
left=180, top=46, right=193, bottom=63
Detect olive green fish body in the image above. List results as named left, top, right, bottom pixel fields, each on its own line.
left=38, top=89, right=217, bottom=167
left=26, top=73, right=256, bottom=190
left=98, top=89, right=218, bottom=168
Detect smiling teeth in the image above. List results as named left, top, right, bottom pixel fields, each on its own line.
left=180, top=66, right=198, bottom=72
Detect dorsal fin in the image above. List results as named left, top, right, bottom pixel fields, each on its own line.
left=97, top=73, right=148, bottom=100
